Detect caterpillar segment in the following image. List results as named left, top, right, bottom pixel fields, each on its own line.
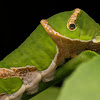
left=0, top=66, right=41, bottom=100
left=41, top=46, right=59, bottom=82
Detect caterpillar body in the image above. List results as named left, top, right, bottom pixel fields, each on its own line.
left=0, top=8, right=100, bottom=100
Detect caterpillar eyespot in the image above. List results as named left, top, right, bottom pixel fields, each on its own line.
left=67, top=8, right=81, bottom=31
left=69, top=23, right=76, bottom=30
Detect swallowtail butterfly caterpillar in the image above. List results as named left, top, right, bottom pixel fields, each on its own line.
left=0, top=8, right=100, bottom=100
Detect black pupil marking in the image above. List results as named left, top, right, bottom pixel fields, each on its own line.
left=69, top=24, right=75, bottom=30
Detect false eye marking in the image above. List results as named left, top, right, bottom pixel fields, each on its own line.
left=67, top=8, right=81, bottom=31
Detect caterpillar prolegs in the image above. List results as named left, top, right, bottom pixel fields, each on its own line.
left=1, top=8, right=100, bottom=100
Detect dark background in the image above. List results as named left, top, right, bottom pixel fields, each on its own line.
left=1, top=0, right=100, bottom=60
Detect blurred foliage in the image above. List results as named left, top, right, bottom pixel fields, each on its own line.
left=30, top=87, right=60, bottom=100
left=57, top=56, right=100, bottom=100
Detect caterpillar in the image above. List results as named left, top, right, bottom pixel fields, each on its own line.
left=0, top=8, right=100, bottom=100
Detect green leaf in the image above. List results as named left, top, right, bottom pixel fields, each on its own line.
left=30, top=87, right=60, bottom=100
left=57, top=56, right=100, bottom=100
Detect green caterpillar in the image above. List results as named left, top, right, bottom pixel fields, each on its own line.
left=0, top=8, right=100, bottom=100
